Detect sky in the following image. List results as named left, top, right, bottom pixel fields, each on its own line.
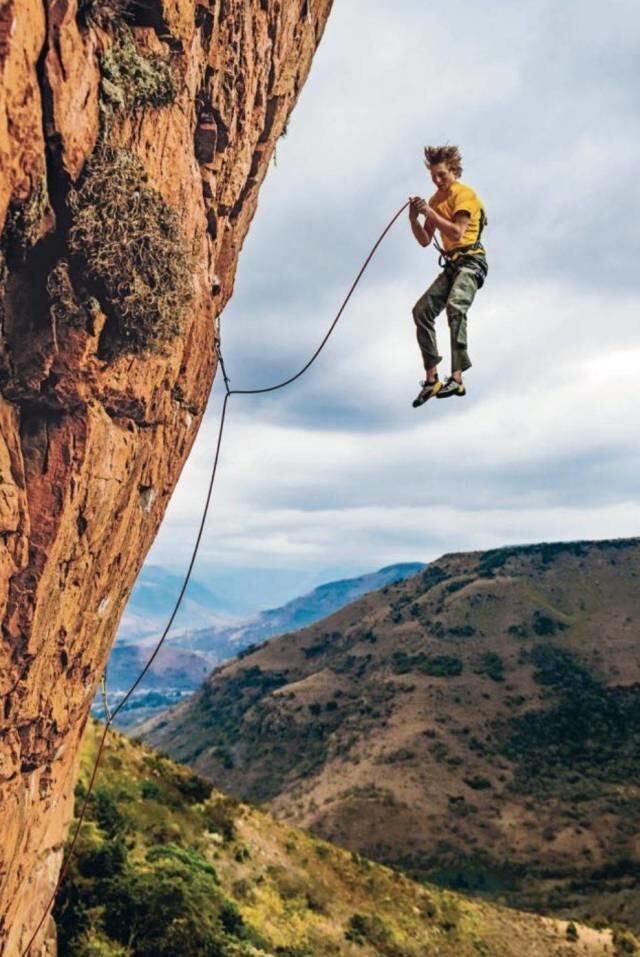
left=145, top=0, right=640, bottom=612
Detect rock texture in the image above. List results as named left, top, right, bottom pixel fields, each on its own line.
left=0, top=1, right=332, bottom=952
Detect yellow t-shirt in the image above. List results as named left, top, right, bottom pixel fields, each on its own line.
left=429, top=180, right=486, bottom=256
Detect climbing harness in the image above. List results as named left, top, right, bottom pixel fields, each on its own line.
left=21, top=199, right=410, bottom=957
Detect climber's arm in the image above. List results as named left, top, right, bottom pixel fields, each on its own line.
left=422, top=203, right=470, bottom=243
left=409, top=197, right=435, bottom=247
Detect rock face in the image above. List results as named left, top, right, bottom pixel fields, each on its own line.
left=0, top=1, right=332, bottom=952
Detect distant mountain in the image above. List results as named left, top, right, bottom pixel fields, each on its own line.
left=59, top=721, right=626, bottom=957
left=173, top=562, right=426, bottom=656
left=95, top=644, right=217, bottom=730
left=140, top=538, right=640, bottom=933
left=107, top=643, right=212, bottom=691
left=116, top=564, right=238, bottom=644
left=106, top=562, right=425, bottom=727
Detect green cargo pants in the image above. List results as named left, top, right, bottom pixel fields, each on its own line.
left=412, top=256, right=487, bottom=374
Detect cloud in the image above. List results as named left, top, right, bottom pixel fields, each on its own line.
left=146, top=0, right=639, bottom=595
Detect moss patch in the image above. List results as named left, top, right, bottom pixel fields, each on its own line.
left=46, top=260, right=94, bottom=330
left=100, top=26, right=176, bottom=112
left=1, top=180, right=49, bottom=266
left=68, top=147, right=193, bottom=354
left=78, top=0, right=131, bottom=29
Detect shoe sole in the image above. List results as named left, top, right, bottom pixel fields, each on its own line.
left=436, top=388, right=466, bottom=399
left=412, top=380, right=442, bottom=407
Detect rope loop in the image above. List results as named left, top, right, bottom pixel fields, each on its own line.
left=21, top=200, right=409, bottom=956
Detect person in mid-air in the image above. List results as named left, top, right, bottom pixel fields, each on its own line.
left=409, top=144, right=488, bottom=407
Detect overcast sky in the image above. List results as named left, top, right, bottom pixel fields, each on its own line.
left=145, top=0, right=640, bottom=611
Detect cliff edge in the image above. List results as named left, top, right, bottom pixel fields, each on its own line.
left=0, top=1, right=332, bottom=952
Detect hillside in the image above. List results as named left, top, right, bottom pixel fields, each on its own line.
left=140, top=538, right=640, bottom=930
left=100, top=563, right=425, bottom=729
left=56, top=721, right=630, bottom=956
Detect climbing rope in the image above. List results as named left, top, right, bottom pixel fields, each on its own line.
left=21, top=199, right=409, bottom=956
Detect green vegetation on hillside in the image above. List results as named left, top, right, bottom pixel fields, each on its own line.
left=56, top=731, right=259, bottom=956
left=475, top=538, right=637, bottom=577
left=139, top=538, right=640, bottom=940
left=500, top=645, right=640, bottom=793
left=56, top=723, right=621, bottom=956
left=391, top=650, right=463, bottom=677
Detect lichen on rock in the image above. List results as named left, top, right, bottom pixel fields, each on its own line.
left=100, top=25, right=177, bottom=112
left=68, top=147, right=193, bottom=354
left=46, top=260, right=93, bottom=331
left=77, top=0, right=131, bottom=30
left=0, top=180, right=50, bottom=266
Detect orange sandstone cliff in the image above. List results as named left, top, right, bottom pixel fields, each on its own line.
left=0, top=1, right=332, bottom=952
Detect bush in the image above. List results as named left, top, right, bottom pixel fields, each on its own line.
left=68, top=147, right=193, bottom=355
left=345, top=912, right=390, bottom=945
left=422, top=655, right=463, bottom=678
left=103, top=863, right=223, bottom=957
left=613, top=929, right=637, bottom=955
left=203, top=796, right=237, bottom=842
left=218, top=900, right=245, bottom=936
left=447, top=625, right=476, bottom=638
left=420, top=566, right=450, bottom=591
left=140, top=779, right=161, bottom=800
left=478, top=652, right=505, bottom=682
left=79, top=838, right=128, bottom=880
left=464, top=776, right=492, bottom=791
left=92, top=787, right=127, bottom=838
left=566, top=921, right=579, bottom=941
left=100, top=26, right=176, bottom=111
left=173, top=771, right=212, bottom=804
left=65, top=931, right=129, bottom=955
left=391, top=651, right=462, bottom=677
left=532, top=610, right=568, bottom=637
left=146, top=844, right=218, bottom=880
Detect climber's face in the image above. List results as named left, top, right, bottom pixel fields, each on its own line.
left=430, top=162, right=456, bottom=192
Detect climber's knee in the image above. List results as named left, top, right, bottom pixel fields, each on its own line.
left=413, top=296, right=436, bottom=328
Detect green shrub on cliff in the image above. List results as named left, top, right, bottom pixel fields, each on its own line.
left=100, top=27, right=176, bottom=111
left=68, top=148, right=193, bottom=355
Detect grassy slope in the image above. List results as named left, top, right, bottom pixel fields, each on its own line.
left=57, top=721, right=629, bottom=956
left=139, top=538, right=640, bottom=930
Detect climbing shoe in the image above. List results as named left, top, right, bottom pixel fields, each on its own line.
left=436, top=376, right=466, bottom=399
left=412, top=378, right=442, bottom=407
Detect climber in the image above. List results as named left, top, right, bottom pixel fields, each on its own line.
left=408, top=144, right=488, bottom=407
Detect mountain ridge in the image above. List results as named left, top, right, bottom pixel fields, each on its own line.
left=140, top=536, right=640, bottom=931
left=171, top=561, right=426, bottom=656
left=103, top=562, right=425, bottom=728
